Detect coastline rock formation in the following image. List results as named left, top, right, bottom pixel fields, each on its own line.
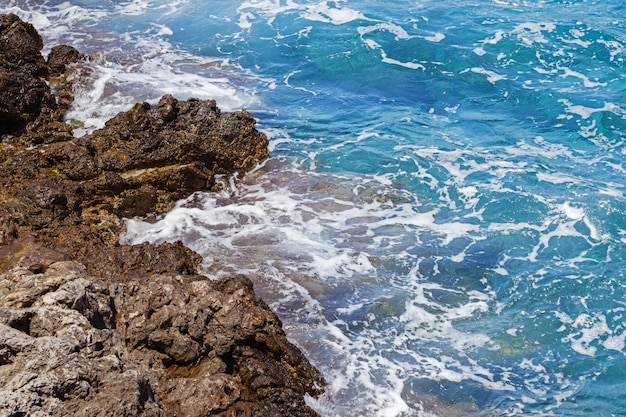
left=0, top=13, right=324, bottom=417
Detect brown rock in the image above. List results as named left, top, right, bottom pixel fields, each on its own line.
left=0, top=13, right=54, bottom=134
left=81, top=94, right=268, bottom=217
left=47, top=44, right=85, bottom=75
left=0, top=13, right=45, bottom=74
left=0, top=245, right=323, bottom=417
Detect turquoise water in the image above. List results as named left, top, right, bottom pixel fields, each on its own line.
left=4, top=1, right=626, bottom=415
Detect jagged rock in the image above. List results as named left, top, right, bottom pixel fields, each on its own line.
left=0, top=13, right=54, bottom=134
left=0, top=245, right=323, bottom=417
left=1, top=93, right=269, bottom=251
left=82, top=94, right=269, bottom=216
left=0, top=13, right=324, bottom=417
left=47, top=44, right=84, bottom=76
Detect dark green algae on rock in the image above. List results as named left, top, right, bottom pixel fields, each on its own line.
left=0, top=13, right=324, bottom=417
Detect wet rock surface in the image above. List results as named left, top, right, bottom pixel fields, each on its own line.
left=0, top=13, right=52, bottom=135
left=0, top=13, right=324, bottom=417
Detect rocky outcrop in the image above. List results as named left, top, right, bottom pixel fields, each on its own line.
left=1, top=92, right=269, bottom=253
left=0, top=243, right=322, bottom=417
left=0, top=13, right=324, bottom=417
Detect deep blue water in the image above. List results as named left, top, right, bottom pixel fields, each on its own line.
left=4, top=1, right=626, bottom=415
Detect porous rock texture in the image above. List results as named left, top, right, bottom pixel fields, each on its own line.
left=0, top=13, right=324, bottom=417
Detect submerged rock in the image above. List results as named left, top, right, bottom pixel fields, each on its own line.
left=0, top=13, right=324, bottom=417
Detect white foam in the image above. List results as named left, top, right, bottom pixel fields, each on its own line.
left=65, top=38, right=257, bottom=136
left=237, top=0, right=305, bottom=26
left=115, top=0, right=149, bottom=16
left=357, top=22, right=413, bottom=41
left=603, top=332, right=626, bottom=352
left=565, top=313, right=611, bottom=356
left=380, top=51, right=426, bottom=71
left=481, top=30, right=506, bottom=45
left=469, top=67, right=507, bottom=84
left=560, top=202, right=585, bottom=220
left=150, top=23, right=174, bottom=37
left=536, top=172, right=576, bottom=184
left=558, top=66, right=607, bottom=88
left=424, top=32, right=444, bottom=43
left=238, top=11, right=255, bottom=29
left=512, top=22, right=556, bottom=46
left=357, top=23, right=424, bottom=70
left=473, top=46, right=486, bottom=56
left=562, top=37, right=591, bottom=49
left=513, top=136, right=577, bottom=161
left=302, top=1, right=367, bottom=25
left=237, top=0, right=369, bottom=29
left=66, top=56, right=255, bottom=135
left=558, top=99, right=625, bottom=120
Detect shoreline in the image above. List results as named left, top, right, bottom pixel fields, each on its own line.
left=0, top=13, right=324, bottom=416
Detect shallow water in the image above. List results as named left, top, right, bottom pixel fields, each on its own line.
left=4, top=0, right=626, bottom=415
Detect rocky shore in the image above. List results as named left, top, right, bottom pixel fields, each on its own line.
left=0, top=13, right=324, bottom=416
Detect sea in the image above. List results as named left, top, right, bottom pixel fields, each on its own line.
left=2, top=0, right=626, bottom=416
